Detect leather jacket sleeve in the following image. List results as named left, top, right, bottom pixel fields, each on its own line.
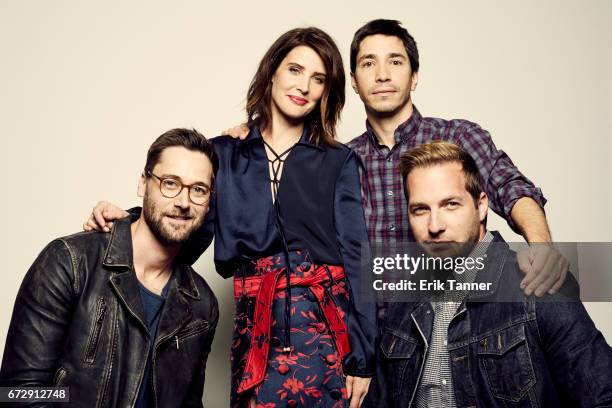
left=0, top=239, right=77, bottom=388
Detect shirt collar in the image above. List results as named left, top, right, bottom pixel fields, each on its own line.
left=102, top=217, right=201, bottom=300
left=239, top=124, right=324, bottom=151
left=365, top=105, right=423, bottom=148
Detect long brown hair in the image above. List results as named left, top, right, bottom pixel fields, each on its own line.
left=246, top=27, right=345, bottom=147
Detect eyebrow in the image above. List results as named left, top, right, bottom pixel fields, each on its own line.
left=358, top=52, right=407, bottom=61
left=288, top=62, right=326, bottom=77
left=409, top=195, right=463, bottom=208
left=408, top=201, right=428, bottom=209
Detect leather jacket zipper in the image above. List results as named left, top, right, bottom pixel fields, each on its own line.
left=175, top=320, right=210, bottom=347
left=84, top=297, right=106, bottom=364
left=150, top=322, right=191, bottom=407
left=53, top=366, right=67, bottom=386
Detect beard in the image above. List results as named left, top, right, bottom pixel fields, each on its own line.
left=142, top=192, right=205, bottom=246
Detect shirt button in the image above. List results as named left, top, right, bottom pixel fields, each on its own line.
left=443, top=340, right=448, bottom=346
left=442, top=379, right=447, bottom=385
left=386, top=156, right=392, bottom=162
left=389, top=224, right=397, bottom=231
left=330, top=389, right=342, bottom=400
left=387, top=190, right=394, bottom=197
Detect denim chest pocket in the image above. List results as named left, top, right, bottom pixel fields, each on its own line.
left=380, top=330, right=418, bottom=359
left=380, top=330, right=420, bottom=402
left=476, top=323, right=536, bottom=402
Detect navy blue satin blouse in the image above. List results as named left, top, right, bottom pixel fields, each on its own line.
left=180, top=126, right=377, bottom=376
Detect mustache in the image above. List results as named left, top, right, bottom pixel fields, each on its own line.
left=163, top=210, right=195, bottom=219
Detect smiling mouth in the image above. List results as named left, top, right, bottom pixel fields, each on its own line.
left=288, top=95, right=308, bottom=106
left=166, top=215, right=193, bottom=222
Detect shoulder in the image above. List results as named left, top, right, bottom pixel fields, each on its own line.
left=208, top=134, right=238, bottom=151
left=346, top=132, right=369, bottom=154
left=58, top=229, right=110, bottom=250
left=25, top=231, right=107, bottom=294
left=35, top=230, right=109, bottom=267
left=420, top=114, right=484, bottom=136
left=320, top=141, right=360, bottom=172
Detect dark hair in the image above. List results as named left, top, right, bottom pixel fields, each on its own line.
left=399, top=141, right=484, bottom=205
left=350, top=19, right=419, bottom=73
left=144, top=128, right=219, bottom=186
left=246, top=27, right=345, bottom=147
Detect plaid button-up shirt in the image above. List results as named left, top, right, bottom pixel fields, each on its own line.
left=347, top=106, right=546, bottom=246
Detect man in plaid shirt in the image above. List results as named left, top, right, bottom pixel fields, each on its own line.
left=347, top=19, right=566, bottom=298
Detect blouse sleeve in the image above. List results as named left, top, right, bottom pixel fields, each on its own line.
left=334, top=150, right=377, bottom=377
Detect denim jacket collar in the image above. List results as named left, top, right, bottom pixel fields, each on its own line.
left=466, top=231, right=509, bottom=301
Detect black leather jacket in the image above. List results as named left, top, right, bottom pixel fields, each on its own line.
left=0, top=218, right=219, bottom=407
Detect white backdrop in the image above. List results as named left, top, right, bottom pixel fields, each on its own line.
left=1, top=1, right=610, bottom=405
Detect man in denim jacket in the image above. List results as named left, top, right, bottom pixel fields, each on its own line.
left=365, top=141, right=612, bottom=407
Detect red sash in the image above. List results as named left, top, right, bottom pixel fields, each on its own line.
left=233, top=265, right=351, bottom=394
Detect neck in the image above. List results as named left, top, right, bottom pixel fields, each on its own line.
left=478, top=227, right=487, bottom=242
left=131, top=217, right=178, bottom=283
left=262, top=106, right=304, bottom=151
left=366, top=100, right=414, bottom=149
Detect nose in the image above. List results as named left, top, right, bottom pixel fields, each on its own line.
left=173, top=187, right=190, bottom=209
left=428, top=210, right=446, bottom=237
left=296, top=75, right=310, bottom=95
left=375, top=63, right=390, bottom=82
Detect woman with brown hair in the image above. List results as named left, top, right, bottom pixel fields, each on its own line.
left=86, top=27, right=376, bottom=408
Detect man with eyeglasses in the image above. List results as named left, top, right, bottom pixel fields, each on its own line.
left=0, top=128, right=219, bottom=408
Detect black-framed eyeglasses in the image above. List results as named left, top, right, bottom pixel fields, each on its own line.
left=146, top=171, right=213, bottom=206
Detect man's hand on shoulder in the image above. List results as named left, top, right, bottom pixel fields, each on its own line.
left=518, top=244, right=569, bottom=297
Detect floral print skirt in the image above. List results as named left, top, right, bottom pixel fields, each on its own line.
left=231, top=250, right=350, bottom=408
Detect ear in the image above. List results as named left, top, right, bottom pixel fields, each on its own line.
left=137, top=172, right=146, bottom=198
left=411, top=71, right=419, bottom=91
left=477, top=192, right=488, bottom=223
left=350, top=72, right=359, bottom=94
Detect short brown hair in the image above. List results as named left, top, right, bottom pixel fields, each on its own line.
left=144, top=128, right=218, bottom=186
left=399, top=141, right=483, bottom=204
left=350, top=19, right=419, bottom=74
left=246, top=27, right=345, bottom=147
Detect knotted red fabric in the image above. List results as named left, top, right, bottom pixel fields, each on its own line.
left=234, top=264, right=351, bottom=394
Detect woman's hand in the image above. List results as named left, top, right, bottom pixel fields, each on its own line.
left=221, top=123, right=249, bottom=139
left=83, top=201, right=129, bottom=232
left=346, top=375, right=371, bottom=408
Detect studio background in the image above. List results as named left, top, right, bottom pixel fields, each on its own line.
left=1, top=1, right=610, bottom=405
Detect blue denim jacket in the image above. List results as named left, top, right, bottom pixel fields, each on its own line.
left=365, top=232, right=612, bottom=407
